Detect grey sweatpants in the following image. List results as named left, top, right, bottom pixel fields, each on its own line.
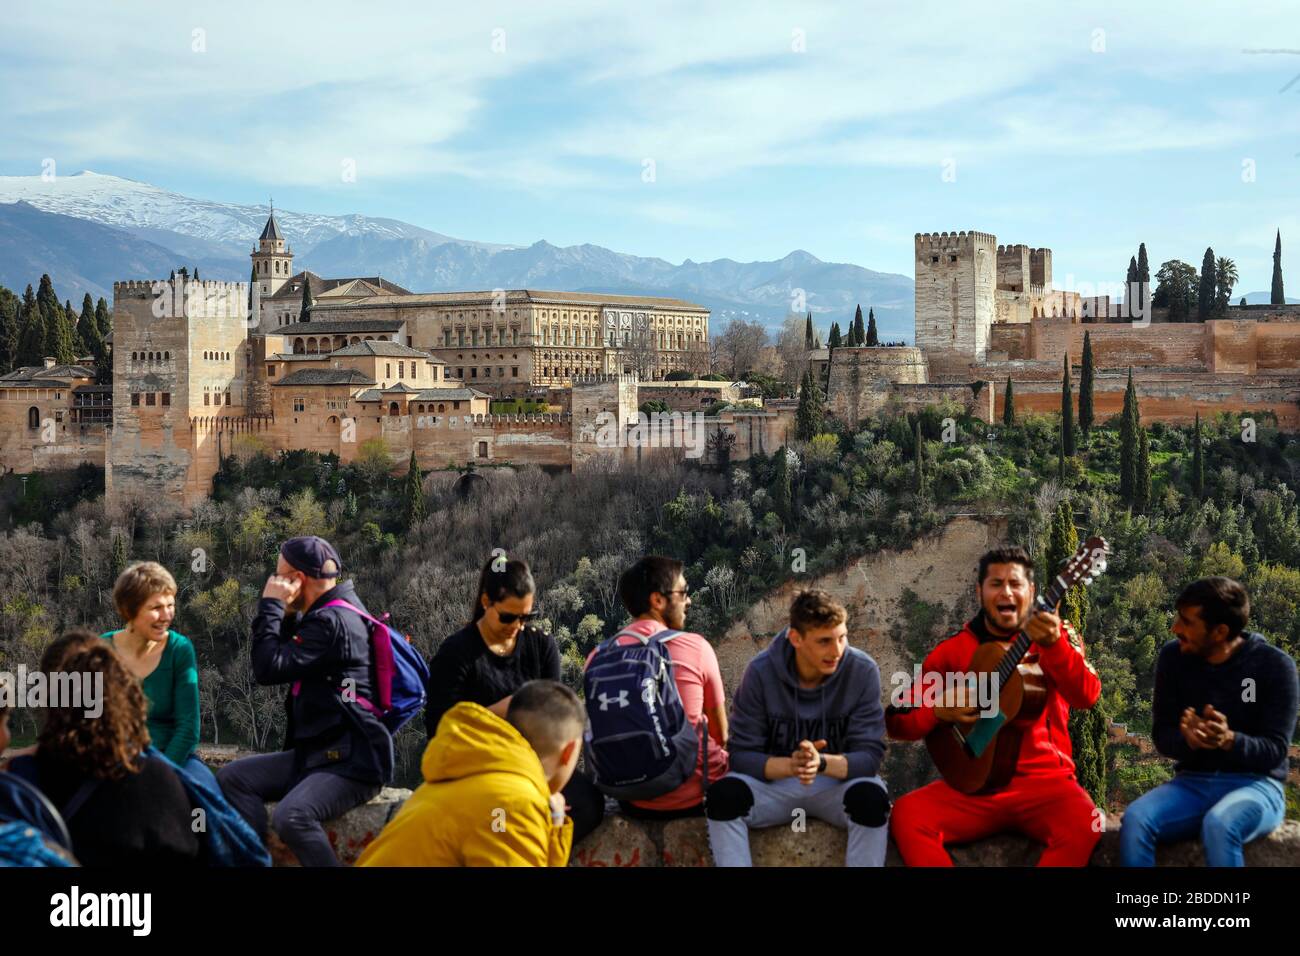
left=217, top=750, right=380, bottom=867
left=706, top=772, right=889, bottom=867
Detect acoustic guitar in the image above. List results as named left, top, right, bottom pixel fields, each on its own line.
left=924, top=536, right=1109, bottom=794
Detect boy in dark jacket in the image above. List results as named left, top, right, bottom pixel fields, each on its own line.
left=705, top=589, right=889, bottom=866
left=218, top=536, right=393, bottom=866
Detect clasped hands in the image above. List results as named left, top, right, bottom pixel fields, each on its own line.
left=1180, top=704, right=1235, bottom=751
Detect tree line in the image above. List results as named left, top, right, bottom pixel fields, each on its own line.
left=0, top=276, right=111, bottom=379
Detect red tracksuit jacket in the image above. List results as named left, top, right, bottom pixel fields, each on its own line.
left=887, top=615, right=1101, bottom=779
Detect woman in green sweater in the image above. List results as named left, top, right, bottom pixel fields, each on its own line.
left=103, top=562, right=217, bottom=788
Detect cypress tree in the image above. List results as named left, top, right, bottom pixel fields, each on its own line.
left=1192, top=411, right=1204, bottom=500
left=912, top=418, right=925, bottom=495
left=0, top=287, right=18, bottom=374
left=866, top=307, right=879, bottom=346
left=1079, top=331, right=1095, bottom=438
left=1070, top=698, right=1110, bottom=806
left=827, top=322, right=842, bottom=349
left=1003, top=376, right=1015, bottom=427
left=110, top=531, right=129, bottom=580
left=94, top=297, right=111, bottom=339
left=300, top=276, right=314, bottom=323
left=795, top=369, right=824, bottom=440
left=16, top=284, right=45, bottom=368
left=1061, top=352, right=1075, bottom=457
left=76, top=294, right=97, bottom=358
left=1135, top=425, right=1152, bottom=514
left=804, top=311, right=814, bottom=350
left=1272, top=230, right=1286, bottom=306
left=36, top=275, right=63, bottom=362
left=771, top=445, right=792, bottom=521
left=1126, top=257, right=1138, bottom=319
left=852, top=305, right=865, bottom=346
left=248, top=263, right=258, bottom=322
left=1137, top=242, right=1150, bottom=313
left=1119, top=368, right=1138, bottom=505
left=403, top=451, right=426, bottom=530
left=1197, top=247, right=1216, bottom=321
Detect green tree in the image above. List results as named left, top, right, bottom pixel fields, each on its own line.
left=1153, top=259, right=1198, bottom=321
left=795, top=369, right=824, bottom=441
left=1119, top=368, right=1138, bottom=505
left=852, top=304, right=865, bottom=346
left=76, top=293, right=102, bottom=361
left=866, top=307, right=878, bottom=346
left=1125, top=256, right=1138, bottom=316
left=94, top=296, right=111, bottom=339
left=1003, top=376, right=1015, bottom=427
left=1135, top=424, right=1152, bottom=514
left=1191, top=411, right=1204, bottom=500
left=1070, top=698, right=1110, bottom=806
left=110, top=530, right=129, bottom=580
left=1061, top=353, right=1075, bottom=457
left=1272, top=230, right=1285, bottom=306
left=403, top=451, right=426, bottom=530
left=1214, top=257, right=1238, bottom=314
left=827, top=322, right=842, bottom=349
left=37, top=274, right=74, bottom=363
left=16, top=284, right=44, bottom=368
left=0, top=286, right=18, bottom=374
left=1197, top=247, right=1217, bottom=321
left=912, top=418, right=925, bottom=495
left=1079, top=331, right=1095, bottom=438
left=1137, top=242, right=1150, bottom=314
left=299, top=275, right=314, bottom=323
left=771, top=445, right=792, bottom=521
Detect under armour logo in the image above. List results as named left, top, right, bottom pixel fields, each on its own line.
left=597, top=691, right=629, bottom=711
left=641, top=678, right=657, bottom=707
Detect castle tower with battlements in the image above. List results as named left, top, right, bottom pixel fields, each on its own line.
left=106, top=272, right=254, bottom=511
left=914, top=231, right=998, bottom=375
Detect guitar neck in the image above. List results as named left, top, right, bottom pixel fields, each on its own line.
left=995, top=576, right=1066, bottom=681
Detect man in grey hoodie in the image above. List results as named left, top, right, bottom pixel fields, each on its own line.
left=705, top=589, right=889, bottom=866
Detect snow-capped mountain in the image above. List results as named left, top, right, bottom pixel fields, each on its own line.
left=0, top=171, right=915, bottom=337
left=0, top=171, right=512, bottom=257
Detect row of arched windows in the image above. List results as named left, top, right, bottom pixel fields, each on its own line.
left=203, top=351, right=231, bottom=361
left=130, top=351, right=170, bottom=363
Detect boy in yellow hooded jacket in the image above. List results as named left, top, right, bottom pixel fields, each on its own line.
left=357, top=680, right=585, bottom=867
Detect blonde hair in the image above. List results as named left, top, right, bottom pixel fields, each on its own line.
left=113, top=561, right=177, bottom=623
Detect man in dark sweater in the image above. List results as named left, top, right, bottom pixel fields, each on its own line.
left=705, top=589, right=888, bottom=866
left=1120, top=576, right=1299, bottom=866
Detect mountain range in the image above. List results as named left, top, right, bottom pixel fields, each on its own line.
left=0, top=171, right=914, bottom=338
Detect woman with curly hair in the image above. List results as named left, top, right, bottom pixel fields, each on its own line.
left=14, top=630, right=201, bottom=866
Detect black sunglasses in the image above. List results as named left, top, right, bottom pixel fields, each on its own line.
left=496, top=609, right=541, bottom=625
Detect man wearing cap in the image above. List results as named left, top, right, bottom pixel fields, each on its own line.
left=217, top=536, right=394, bottom=866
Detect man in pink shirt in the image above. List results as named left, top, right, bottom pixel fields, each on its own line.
left=584, top=556, right=729, bottom=818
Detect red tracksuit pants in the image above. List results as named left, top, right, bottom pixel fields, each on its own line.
left=891, top=774, right=1102, bottom=866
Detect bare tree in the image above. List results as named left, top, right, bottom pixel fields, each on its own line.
left=714, top=319, right=768, bottom=379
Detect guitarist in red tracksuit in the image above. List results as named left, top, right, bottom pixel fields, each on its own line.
left=887, top=546, right=1103, bottom=866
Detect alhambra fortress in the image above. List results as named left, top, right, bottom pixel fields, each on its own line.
left=2, top=217, right=1298, bottom=511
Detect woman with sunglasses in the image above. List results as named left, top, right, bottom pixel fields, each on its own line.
left=423, top=555, right=604, bottom=842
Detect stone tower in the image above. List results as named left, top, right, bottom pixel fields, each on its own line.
left=106, top=273, right=252, bottom=512
left=570, top=371, right=638, bottom=469
left=250, top=209, right=294, bottom=299
left=914, top=230, right=997, bottom=378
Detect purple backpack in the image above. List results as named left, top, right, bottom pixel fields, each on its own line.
left=293, top=599, right=430, bottom=734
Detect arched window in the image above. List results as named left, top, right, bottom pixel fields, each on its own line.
left=388, top=402, right=400, bottom=416
left=307, top=337, right=318, bottom=353
left=350, top=336, right=360, bottom=345
left=437, top=404, right=445, bottom=413
left=28, top=406, right=40, bottom=429
left=293, top=338, right=304, bottom=354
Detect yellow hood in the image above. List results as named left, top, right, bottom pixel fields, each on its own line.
left=422, top=701, right=550, bottom=802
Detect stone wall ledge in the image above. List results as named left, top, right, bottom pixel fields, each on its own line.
left=259, top=785, right=1300, bottom=867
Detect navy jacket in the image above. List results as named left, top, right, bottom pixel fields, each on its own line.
left=252, top=580, right=394, bottom=786
left=1152, top=632, right=1298, bottom=782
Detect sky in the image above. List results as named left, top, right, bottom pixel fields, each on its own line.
left=1, top=0, right=1298, bottom=292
